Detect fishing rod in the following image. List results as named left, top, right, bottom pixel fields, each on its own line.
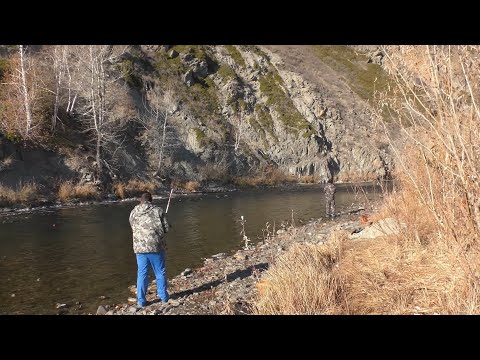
left=165, top=188, right=174, bottom=213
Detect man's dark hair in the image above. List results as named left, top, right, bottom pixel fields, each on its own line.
left=141, top=192, right=152, bottom=203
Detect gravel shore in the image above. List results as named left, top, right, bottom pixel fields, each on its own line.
left=98, top=203, right=377, bottom=315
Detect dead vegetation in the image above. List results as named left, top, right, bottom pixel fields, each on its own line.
left=57, top=181, right=100, bottom=202
left=0, top=182, right=38, bottom=206
left=113, top=179, right=157, bottom=199
left=255, top=46, right=480, bottom=314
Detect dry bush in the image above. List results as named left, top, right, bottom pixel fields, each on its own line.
left=265, top=168, right=295, bottom=185
left=113, top=182, right=125, bottom=199
left=256, top=46, right=480, bottom=314
left=0, top=187, right=14, bottom=206
left=336, top=171, right=379, bottom=183
left=113, top=179, right=157, bottom=199
left=0, top=182, right=38, bottom=206
left=0, top=185, right=15, bottom=206
left=378, top=48, right=480, bottom=249
left=198, top=163, right=230, bottom=182
left=0, top=52, right=52, bottom=144
left=233, top=176, right=261, bottom=187
left=74, top=183, right=100, bottom=200
left=233, top=167, right=297, bottom=187
left=371, top=45, right=480, bottom=313
left=184, top=180, right=200, bottom=192
left=58, top=181, right=99, bottom=202
left=298, top=175, right=315, bottom=184
left=16, top=182, right=38, bottom=202
left=254, top=232, right=348, bottom=315
left=339, top=236, right=474, bottom=314
left=255, top=228, right=475, bottom=314
left=171, top=180, right=200, bottom=192
left=58, top=182, right=75, bottom=202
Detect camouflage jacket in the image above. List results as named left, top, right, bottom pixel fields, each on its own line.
left=129, top=202, right=170, bottom=253
left=324, top=183, right=336, bottom=199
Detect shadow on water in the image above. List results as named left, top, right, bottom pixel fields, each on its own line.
left=0, top=183, right=385, bottom=314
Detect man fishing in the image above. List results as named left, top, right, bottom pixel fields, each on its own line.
left=324, top=177, right=336, bottom=218
left=129, top=190, right=172, bottom=307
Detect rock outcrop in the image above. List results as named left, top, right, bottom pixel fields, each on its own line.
left=0, top=45, right=394, bottom=189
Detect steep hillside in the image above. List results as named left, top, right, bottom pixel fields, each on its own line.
left=0, top=45, right=393, bottom=199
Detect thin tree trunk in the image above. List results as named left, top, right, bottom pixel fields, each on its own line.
left=157, top=111, right=168, bottom=174
left=19, top=45, right=32, bottom=135
left=89, top=46, right=103, bottom=182
left=52, top=61, right=61, bottom=133
left=96, top=134, right=103, bottom=182
left=65, top=47, right=76, bottom=115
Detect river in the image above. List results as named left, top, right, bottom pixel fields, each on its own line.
left=0, top=184, right=383, bottom=314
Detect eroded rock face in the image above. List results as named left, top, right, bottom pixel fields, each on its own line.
left=141, top=45, right=392, bottom=184
left=0, top=45, right=393, bottom=189
left=176, top=44, right=391, bottom=182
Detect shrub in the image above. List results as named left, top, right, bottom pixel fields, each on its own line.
left=0, top=182, right=38, bottom=206
left=58, top=181, right=100, bottom=202
left=113, top=179, right=157, bottom=199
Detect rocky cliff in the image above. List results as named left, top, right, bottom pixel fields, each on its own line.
left=0, top=45, right=393, bottom=191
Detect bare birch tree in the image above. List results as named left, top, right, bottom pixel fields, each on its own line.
left=69, top=45, right=130, bottom=185
left=137, top=87, right=180, bottom=177
left=0, top=45, right=45, bottom=140
left=231, top=113, right=248, bottom=155
left=18, top=45, right=33, bottom=135
left=47, top=45, right=70, bottom=133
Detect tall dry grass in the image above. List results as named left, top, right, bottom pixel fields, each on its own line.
left=113, top=179, right=157, bottom=199
left=254, top=233, right=347, bottom=315
left=170, top=180, right=200, bottom=192
left=58, top=181, right=100, bottom=202
left=255, top=228, right=472, bottom=314
left=375, top=45, right=480, bottom=313
left=0, top=182, right=38, bottom=206
left=197, top=163, right=230, bottom=183
left=255, top=46, right=480, bottom=314
left=234, top=168, right=297, bottom=187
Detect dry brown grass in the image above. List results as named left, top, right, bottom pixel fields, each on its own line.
left=336, top=171, right=379, bottom=183
left=197, top=163, right=230, bottom=182
left=113, top=179, right=157, bottom=199
left=184, top=181, right=200, bottom=192
left=234, top=168, right=297, bottom=187
left=255, top=228, right=473, bottom=314
left=113, top=182, right=126, bottom=199
left=58, top=181, right=100, bottom=202
left=171, top=180, right=200, bottom=192
left=0, top=182, right=38, bottom=206
left=254, top=232, right=348, bottom=315
left=255, top=46, right=480, bottom=315
left=298, top=175, right=316, bottom=184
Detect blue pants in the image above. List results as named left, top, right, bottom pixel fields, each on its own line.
left=135, top=252, right=169, bottom=306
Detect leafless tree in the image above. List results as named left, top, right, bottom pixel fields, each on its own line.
left=231, top=113, right=248, bottom=155
left=65, top=48, right=79, bottom=116
left=18, top=45, right=33, bottom=135
left=47, top=45, right=70, bottom=133
left=69, top=45, right=130, bottom=184
left=137, top=87, right=181, bottom=177
left=0, top=45, right=48, bottom=141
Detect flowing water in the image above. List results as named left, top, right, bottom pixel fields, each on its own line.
left=0, top=184, right=384, bottom=314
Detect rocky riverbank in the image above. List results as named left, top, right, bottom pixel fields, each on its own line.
left=97, top=201, right=382, bottom=315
